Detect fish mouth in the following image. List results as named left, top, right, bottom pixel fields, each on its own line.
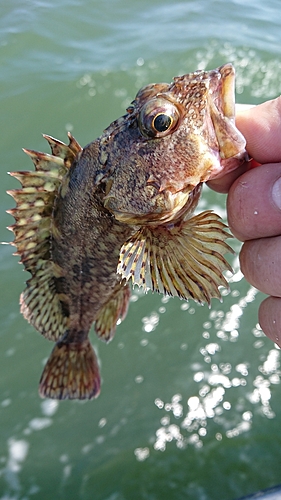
left=106, top=183, right=203, bottom=227
left=207, top=64, right=247, bottom=165
left=209, top=64, right=236, bottom=122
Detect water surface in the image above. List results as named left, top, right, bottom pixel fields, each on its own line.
left=1, top=1, right=281, bottom=499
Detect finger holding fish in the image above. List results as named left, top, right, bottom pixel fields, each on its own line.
left=208, top=96, right=281, bottom=346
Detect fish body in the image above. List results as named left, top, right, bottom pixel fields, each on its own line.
left=8, top=63, right=247, bottom=400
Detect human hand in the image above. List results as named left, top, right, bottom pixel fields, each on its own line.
left=208, top=97, right=281, bottom=347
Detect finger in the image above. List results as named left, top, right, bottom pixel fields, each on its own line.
left=259, top=296, right=281, bottom=348
left=207, top=161, right=250, bottom=193
left=240, top=237, right=281, bottom=297
left=227, top=163, right=281, bottom=241
left=207, top=160, right=261, bottom=194
left=236, top=96, right=281, bottom=163
left=235, top=104, right=255, bottom=112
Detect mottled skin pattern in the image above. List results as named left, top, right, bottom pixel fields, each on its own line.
left=9, top=64, right=247, bottom=399
left=52, top=142, right=134, bottom=341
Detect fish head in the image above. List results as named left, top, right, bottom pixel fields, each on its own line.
left=99, top=63, right=247, bottom=224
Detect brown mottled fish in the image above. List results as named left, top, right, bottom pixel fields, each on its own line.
left=7, top=63, right=247, bottom=400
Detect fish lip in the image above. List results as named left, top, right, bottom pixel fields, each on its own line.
left=208, top=63, right=236, bottom=118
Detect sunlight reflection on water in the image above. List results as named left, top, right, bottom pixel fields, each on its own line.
left=145, top=325, right=279, bottom=457
left=134, top=254, right=280, bottom=459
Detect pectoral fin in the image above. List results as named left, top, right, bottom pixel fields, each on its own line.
left=117, top=211, right=233, bottom=305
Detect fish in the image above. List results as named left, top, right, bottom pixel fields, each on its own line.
left=7, top=63, right=248, bottom=400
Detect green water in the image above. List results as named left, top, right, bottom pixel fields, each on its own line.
left=1, top=1, right=281, bottom=499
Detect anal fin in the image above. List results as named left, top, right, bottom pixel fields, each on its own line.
left=94, top=282, right=131, bottom=342
left=39, top=337, right=100, bottom=400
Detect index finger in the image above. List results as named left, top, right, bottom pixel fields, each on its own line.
left=236, top=96, right=281, bottom=163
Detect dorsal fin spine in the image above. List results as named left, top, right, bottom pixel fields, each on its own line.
left=8, top=134, right=82, bottom=341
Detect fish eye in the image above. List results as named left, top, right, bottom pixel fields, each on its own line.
left=152, top=113, right=172, bottom=133
left=138, top=98, right=180, bottom=138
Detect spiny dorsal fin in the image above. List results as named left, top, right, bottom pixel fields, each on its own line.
left=43, top=133, right=82, bottom=167
left=7, top=134, right=82, bottom=341
left=117, top=210, right=233, bottom=306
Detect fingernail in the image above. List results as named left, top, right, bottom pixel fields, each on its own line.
left=272, top=177, right=281, bottom=210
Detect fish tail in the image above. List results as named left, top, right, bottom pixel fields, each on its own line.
left=39, top=337, right=100, bottom=400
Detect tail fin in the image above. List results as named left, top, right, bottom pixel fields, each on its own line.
left=39, top=338, right=100, bottom=400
